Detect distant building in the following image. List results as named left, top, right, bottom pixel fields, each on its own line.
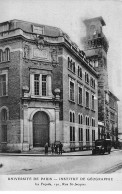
left=83, top=17, right=119, bottom=144
left=0, top=19, right=98, bottom=152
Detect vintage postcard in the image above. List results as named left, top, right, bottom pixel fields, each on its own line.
left=0, top=0, right=122, bottom=191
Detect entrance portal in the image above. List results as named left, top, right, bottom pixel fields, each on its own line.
left=33, top=111, right=49, bottom=147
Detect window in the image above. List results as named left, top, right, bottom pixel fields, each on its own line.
left=42, top=75, right=47, bottom=96
left=86, top=116, right=90, bottom=126
left=1, top=125, right=7, bottom=142
left=34, top=74, right=40, bottom=95
left=70, top=127, right=75, bottom=141
left=33, top=74, right=48, bottom=97
left=92, top=118, right=95, bottom=127
left=86, top=91, right=89, bottom=108
left=78, top=66, right=82, bottom=79
left=69, top=79, right=75, bottom=102
left=5, top=48, right=10, bottom=61
left=1, top=109, right=7, bottom=121
left=90, top=77, right=95, bottom=89
left=92, top=130, right=95, bottom=142
left=0, top=48, right=10, bottom=62
left=79, top=128, right=83, bottom=142
left=78, top=114, right=83, bottom=124
left=68, top=57, right=75, bottom=73
left=85, top=72, right=89, bottom=84
left=0, top=50, right=3, bottom=62
left=70, top=111, right=75, bottom=123
left=1, top=108, right=8, bottom=143
left=0, top=73, right=7, bottom=97
left=86, top=129, right=90, bottom=142
left=78, top=85, right=83, bottom=105
left=92, top=95, right=95, bottom=110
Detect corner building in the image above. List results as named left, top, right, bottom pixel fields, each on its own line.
left=0, top=19, right=98, bottom=152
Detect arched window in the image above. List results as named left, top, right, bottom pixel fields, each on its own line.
left=0, top=50, right=3, bottom=62
left=86, top=116, right=87, bottom=125
left=88, top=117, right=89, bottom=126
left=73, top=112, right=75, bottom=123
left=1, top=109, right=7, bottom=121
left=78, top=114, right=80, bottom=124
left=70, top=112, right=72, bottom=122
left=80, top=115, right=82, bottom=124
left=5, top=48, right=10, bottom=61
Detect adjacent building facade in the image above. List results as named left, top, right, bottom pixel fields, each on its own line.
left=83, top=17, right=119, bottom=144
left=0, top=19, right=98, bottom=152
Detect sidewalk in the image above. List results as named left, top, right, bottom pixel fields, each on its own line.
left=0, top=148, right=121, bottom=157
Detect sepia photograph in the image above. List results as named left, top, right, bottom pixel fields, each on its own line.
left=0, top=0, right=122, bottom=191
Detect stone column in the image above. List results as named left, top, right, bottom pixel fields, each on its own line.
left=22, top=102, right=29, bottom=151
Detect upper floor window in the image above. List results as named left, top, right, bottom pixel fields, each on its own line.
left=0, top=50, right=3, bottom=62
left=1, top=108, right=7, bottom=121
left=85, top=91, right=89, bottom=108
left=90, top=77, right=95, bottom=89
left=78, top=114, right=83, bottom=124
left=0, top=71, right=8, bottom=97
left=86, top=116, right=90, bottom=126
left=78, top=66, right=82, bottom=79
left=85, top=72, right=89, bottom=84
left=34, top=74, right=47, bottom=96
left=92, top=118, right=95, bottom=127
left=69, top=78, right=75, bottom=102
left=0, top=48, right=10, bottom=62
left=78, top=85, right=83, bottom=105
left=91, top=94, right=95, bottom=110
left=68, top=57, right=75, bottom=73
left=70, top=111, right=75, bottom=123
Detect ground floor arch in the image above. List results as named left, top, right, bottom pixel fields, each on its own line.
left=33, top=111, right=49, bottom=147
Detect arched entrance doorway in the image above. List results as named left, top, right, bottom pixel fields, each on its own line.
left=33, top=111, right=49, bottom=147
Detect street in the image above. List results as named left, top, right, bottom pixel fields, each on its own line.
left=0, top=149, right=122, bottom=174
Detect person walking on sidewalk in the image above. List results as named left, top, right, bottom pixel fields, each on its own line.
left=51, top=143, right=54, bottom=154
left=59, top=142, right=63, bottom=155
left=45, top=142, right=48, bottom=155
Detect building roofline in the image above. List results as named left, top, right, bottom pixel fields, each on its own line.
left=84, top=16, right=106, bottom=26
left=109, top=90, right=119, bottom=101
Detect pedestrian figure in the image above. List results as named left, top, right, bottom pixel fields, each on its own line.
left=45, top=142, right=48, bottom=155
left=51, top=143, right=54, bottom=154
left=54, top=143, right=57, bottom=154
left=59, top=142, right=63, bottom=154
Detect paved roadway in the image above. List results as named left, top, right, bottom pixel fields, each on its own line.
left=0, top=149, right=122, bottom=174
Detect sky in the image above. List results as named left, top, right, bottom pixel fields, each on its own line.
left=0, top=0, right=122, bottom=132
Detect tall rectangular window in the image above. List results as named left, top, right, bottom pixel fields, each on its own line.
left=0, top=74, right=7, bottom=96
left=92, top=95, right=95, bottom=110
left=86, top=129, right=90, bottom=142
left=70, top=126, right=75, bottom=141
left=78, top=86, right=82, bottom=105
left=92, top=130, right=95, bottom=142
left=42, top=75, right=47, bottom=96
left=86, top=91, right=89, bottom=108
left=70, top=81, right=75, bottom=101
left=79, top=128, right=83, bottom=142
left=2, top=125, right=7, bottom=142
left=34, top=74, right=40, bottom=95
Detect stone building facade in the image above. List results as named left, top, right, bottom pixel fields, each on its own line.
left=0, top=19, right=98, bottom=152
left=83, top=17, right=119, bottom=143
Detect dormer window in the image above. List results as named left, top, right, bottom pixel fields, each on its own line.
left=68, top=57, right=75, bottom=74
